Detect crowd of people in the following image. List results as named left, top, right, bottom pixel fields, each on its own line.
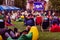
left=0, top=10, right=60, bottom=40
left=22, top=10, right=60, bottom=32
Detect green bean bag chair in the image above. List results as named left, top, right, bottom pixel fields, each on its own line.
left=16, top=18, right=24, bottom=22
left=18, top=32, right=33, bottom=40
left=7, top=32, right=32, bottom=40
left=7, top=37, right=13, bottom=40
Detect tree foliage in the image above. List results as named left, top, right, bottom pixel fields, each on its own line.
left=14, top=0, right=26, bottom=10
left=49, top=0, right=60, bottom=10
left=0, top=0, right=3, bottom=5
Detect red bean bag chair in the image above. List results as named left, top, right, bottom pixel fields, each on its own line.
left=49, top=24, right=60, bottom=32
left=5, top=22, right=14, bottom=26
left=36, top=16, right=42, bottom=25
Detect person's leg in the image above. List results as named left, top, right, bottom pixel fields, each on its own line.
left=10, top=31, right=16, bottom=39
left=40, top=23, right=44, bottom=32
left=5, top=32, right=11, bottom=38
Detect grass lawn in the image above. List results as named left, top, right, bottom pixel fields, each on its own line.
left=8, top=21, right=60, bottom=40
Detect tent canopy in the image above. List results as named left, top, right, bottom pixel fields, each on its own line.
left=0, top=5, right=20, bottom=11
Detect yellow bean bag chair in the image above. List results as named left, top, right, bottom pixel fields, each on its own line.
left=0, top=35, right=3, bottom=40
left=20, top=16, right=24, bottom=19
left=29, top=26, right=39, bottom=40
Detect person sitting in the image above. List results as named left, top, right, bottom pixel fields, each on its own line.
left=24, top=14, right=35, bottom=26
left=14, top=28, right=20, bottom=39
left=20, top=25, right=31, bottom=35
left=5, top=15, right=14, bottom=26
left=0, top=27, right=8, bottom=40
left=5, top=29, right=15, bottom=39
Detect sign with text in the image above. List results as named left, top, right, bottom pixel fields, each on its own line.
left=34, top=2, right=44, bottom=11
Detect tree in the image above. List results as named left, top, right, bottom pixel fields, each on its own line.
left=14, top=0, right=26, bottom=10
left=49, top=0, right=60, bottom=10
left=0, top=0, right=3, bottom=5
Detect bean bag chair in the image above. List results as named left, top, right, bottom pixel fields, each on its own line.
left=0, top=35, right=3, bottom=40
left=49, top=24, right=60, bottom=32
left=20, top=16, right=24, bottom=19
left=5, top=22, right=14, bottom=26
left=36, top=16, right=42, bottom=25
left=29, top=26, right=39, bottom=40
left=16, top=18, right=24, bottom=22
left=26, top=32, right=32, bottom=40
left=7, top=37, right=13, bottom=40
left=18, top=32, right=32, bottom=40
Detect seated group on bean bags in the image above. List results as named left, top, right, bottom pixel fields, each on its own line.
left=7, top=26, right=39, bottom=40
left=48, top=17, right=60, bottom=32
left=0, top=25, right=39, bottom=40
left=7, top=32, right=33, bottom=40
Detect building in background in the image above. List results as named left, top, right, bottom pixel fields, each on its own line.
left=3, top=0, right=14, bottom=6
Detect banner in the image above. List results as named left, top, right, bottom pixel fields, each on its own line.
left=34, top=2, right=44, bottom=11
